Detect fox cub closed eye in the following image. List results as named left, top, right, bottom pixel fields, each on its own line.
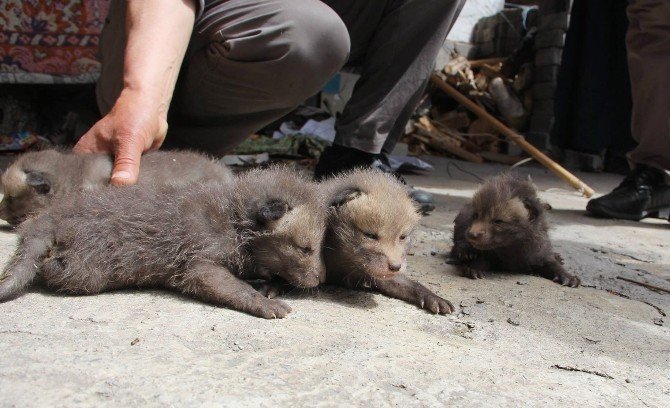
left=363, top=231, right=379, bottom=240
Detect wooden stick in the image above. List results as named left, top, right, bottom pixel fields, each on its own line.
left=430, top=74, right=595, bottom=197
left=430, top=120, right=480, bottom=152
left=468, top=57, right=506, bottom=68
left=617, top=276, right=670, bottom=294
left=419, top=117, right=459, bottom=144
left=414, top=123, right=484, bottom=164
left=479, top=64, right=502, bottom=78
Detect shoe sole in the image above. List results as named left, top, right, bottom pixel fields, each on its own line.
left=587, top=204, right=670, bottom=221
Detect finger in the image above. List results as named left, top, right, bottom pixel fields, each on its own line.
left=111, top=137, right=144, bottom=186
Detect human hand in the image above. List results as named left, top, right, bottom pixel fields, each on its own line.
left=74, top=89, right=168, bottom=185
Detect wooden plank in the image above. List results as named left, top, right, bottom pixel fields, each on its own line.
left=430, top=120, right=480, bottom=152
left=414, top=122, right=485, bottom=163
left=469, top=57, right=506, bottom=68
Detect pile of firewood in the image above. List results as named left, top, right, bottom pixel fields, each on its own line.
left=403, top=53, right=534, bottom=165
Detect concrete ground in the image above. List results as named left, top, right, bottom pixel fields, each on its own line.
left=0, top=157, right=668, bottom=407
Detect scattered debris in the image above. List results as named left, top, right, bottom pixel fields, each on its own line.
left=583, top=337, right=602, bottom=344
left=617, top=276, right=670, bottom=295
left=299, top=117, right=335, bottom=140
left=453, top=321, right=476, bottom=339
left=653, top=318, right=663, bottom=327
left=0, top=329, right=43, bottom=336
left=232, top=134, right=329, bottom=160
left=613, top=251, right=654, bottom=264
left=459, top=322, right=476, bottom=330
left=516, top=281, right=528, bottom=285
left=507, top=318, right=520, bottom=326
left=606, top=290, right=631, bottom=299
left=130, top=338, right=140, bottom=346
left=551, top=364, right=614, bottom=380
left=221, top=153, right=270, bottom=167
left=642, top=302, right=666, bottom=317
left=413, top=116, right=484, bottom=163
left=386, top=156, right=434, bottom=173
left=458, top=297, right=485, bottom=319
left=428, top=73, right=594, bottom=197
left=0, top=131, right=40, bottom=152
left=402, top=51, right=529, bottom=164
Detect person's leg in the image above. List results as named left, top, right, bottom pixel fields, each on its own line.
left=314, top=0, right=464, bottom=214
left=586, top=0, right=670, bottom=220
left=96, top=0, right=126, bottom=117
left=626, top=0, right=670, bottom=171
left=97, top=0, right=350, bottom=155
left=315, top=0, right=465, bottom=180
left=324, top=0, right=465, bottom=154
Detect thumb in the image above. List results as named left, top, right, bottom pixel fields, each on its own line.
left=110, top=137, right=144, bottom=186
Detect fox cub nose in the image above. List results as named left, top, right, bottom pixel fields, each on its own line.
left=388, top=263, right=402, bottom=272
left=467, top=230, right=483, bottom=240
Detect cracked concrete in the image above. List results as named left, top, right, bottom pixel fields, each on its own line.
left=1, top=157, right=668, bottom=406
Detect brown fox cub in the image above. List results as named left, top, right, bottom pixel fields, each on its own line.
left=0, top=149, right=234, bottom=225
left=450, top=174, right=580, bottom=287
left=0, top=167, right=326, bottom=319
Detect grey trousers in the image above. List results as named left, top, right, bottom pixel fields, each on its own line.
left=626, top=0, right=670, bottom=171
left=97, top=0, right=465, bottom=155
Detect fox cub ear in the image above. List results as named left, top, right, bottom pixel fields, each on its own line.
left=329, top=188, right=362, bottom=208
left=522, top=197, right=544, bottom=221
left=256, top=199, right=291, bottom=228
left=26, top=171, right=51, bottom=195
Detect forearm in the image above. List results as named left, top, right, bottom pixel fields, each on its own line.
left=73, top=0, right=197, bottom=183
left=122, top=0, right=196, bottom=117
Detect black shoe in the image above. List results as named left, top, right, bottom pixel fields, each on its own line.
left=315, top=145, right=436, bottom=214
left=586, top=165, right=670, bottom=220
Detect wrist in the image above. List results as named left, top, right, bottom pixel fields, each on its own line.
left=116, top=88, right=168, bottom=120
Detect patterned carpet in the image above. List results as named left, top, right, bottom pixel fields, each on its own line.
left=0, top=0, right=110, bottom=84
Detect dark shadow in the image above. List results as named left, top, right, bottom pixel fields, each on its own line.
left=254, top=282, right=379, bottom=311
left=444, top=259, right=543, bottom=283
left=0, top=224, right=16, bottom=233
left=12, top=283, right=215, bottom=309
left=13, top=279, right=380, bottom=312
left=314, top=284, right=379, bottom=310
left=549, top=208, right=670, bottom=231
